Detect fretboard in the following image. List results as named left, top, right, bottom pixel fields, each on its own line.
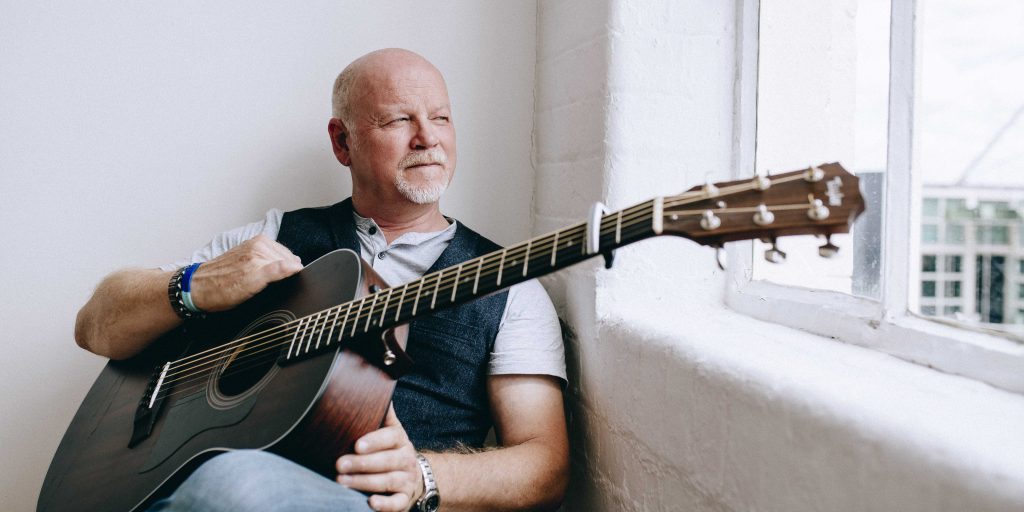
left=281, top=199, right=660, bottom=361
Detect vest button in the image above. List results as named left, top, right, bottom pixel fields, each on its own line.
left=377, top=252, right=386, bottom=260
left=368, top=226, right=378, bottom=235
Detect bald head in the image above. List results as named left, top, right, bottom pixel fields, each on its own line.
left=331, top=49, right=447, bottom=123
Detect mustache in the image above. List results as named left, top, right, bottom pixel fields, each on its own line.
left=400, top=149, right=448, bottom=168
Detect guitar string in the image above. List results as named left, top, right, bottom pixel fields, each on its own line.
left=154, top=174, right=834, bottom=394
left=155, top=197, right=665, bottom=378
left=151, top=194, right=833, bottom=401
left=157, top=169, right=818, bottom=378
left=149, top=215, right=652, bottom=400
left=150, top=207, right=652, bottom=391
left=153, top=216, right=637, bottom=391
left=156, top=171, right=832, bottom=392
left=153, top=169, right=835, bottom=393
left=157, top=209, right=628, bottom=381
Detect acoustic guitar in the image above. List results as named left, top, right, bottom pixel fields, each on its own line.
left=37, top=163, right=864, bottom=511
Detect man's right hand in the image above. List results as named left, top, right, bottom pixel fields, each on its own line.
left=189, top=235, right=304, bottom=313
left=76, top=235, right=303, bottom=360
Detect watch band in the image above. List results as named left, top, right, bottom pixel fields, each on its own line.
left=414, top=453, right=440, bottom=512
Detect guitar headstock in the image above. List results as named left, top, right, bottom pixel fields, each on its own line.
left=659, top=163, right=865, bottom=253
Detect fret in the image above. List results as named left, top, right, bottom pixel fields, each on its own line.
left=312, top=311, right=327, bottom=350
left=430, top=270, right=444, bottom=310
left=303, top=312, right=320, bottom=354
left=287, top=316, right=306, bottom=359
left=412, top=278, right=425, bottom=316
left=351, top=297, right=367, bottom=337
left=378, top=287, right=393, bottom=328
left=324, top=307, right=340, bottom=347
left=550, top=232, right=559, bottom=266
left=451, top=264, right=463, bottom=302
left=472, top=257, right=484, bottom=294
left=522, top=240, right=532, bottom=277
left=496, top=249, right=508, bottom=286
left=364, top=292, right=379, bottom=332
left=395, top=283, right=408, bottom=323
left=616, top=209, right=622, bottom=244
left=340, top=300, right=355, bottom=340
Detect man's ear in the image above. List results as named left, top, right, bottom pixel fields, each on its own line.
left=328, top=118, right=352, bottom=166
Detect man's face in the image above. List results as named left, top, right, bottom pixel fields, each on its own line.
left=337, top=58, right=456, bottom=205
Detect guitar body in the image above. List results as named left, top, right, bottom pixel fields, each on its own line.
left=38, top=249, right=408, bottom=512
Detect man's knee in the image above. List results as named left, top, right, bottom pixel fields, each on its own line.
left=163, top=451, right=302, bottom=511
left=155, top=450, right=371, bottom=512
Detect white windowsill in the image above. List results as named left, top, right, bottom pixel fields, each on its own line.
left=588, top=299, right=1024, bottom=509
left=724, top=277, right=1024, bottom=394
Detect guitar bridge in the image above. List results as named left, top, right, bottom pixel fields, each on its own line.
left=128, top=362, right=170, bottom=448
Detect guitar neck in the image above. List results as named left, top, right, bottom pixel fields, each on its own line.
left=284, top=199, right=662, bottom=359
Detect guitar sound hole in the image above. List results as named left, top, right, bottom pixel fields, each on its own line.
left=217, top=351, right=278, bottom=397
left=210, top=313, right=291, bottom=402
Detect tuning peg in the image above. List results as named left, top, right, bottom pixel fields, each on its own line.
left=753, top=204, right=775, bottom=226
left=764, top=239, right=787, bottom=263
left=752, top=174, right=771, bottom=191
left=804, top=164, right=825, bottom=182
left=818, top=234, right=839, bottom=258
left=807, top=194, right=830, bottom=221
left=700, top=210, right=722, bottom=230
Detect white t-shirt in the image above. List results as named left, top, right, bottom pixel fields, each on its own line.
left=163, top=208, right=566, bottom=381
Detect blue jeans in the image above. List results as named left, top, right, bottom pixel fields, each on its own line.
left=147, top=450, right=375, bottom=512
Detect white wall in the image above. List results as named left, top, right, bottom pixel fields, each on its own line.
left=0, top=2, right=537, bottom=509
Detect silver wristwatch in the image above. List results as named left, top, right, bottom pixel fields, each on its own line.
left=414, top=453, right=440, bottom=512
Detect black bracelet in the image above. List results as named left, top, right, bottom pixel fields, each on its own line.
left=167, top=266, right=203, bottom=320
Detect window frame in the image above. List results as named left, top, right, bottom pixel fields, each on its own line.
left=725, top=0, right=1024, bottom=394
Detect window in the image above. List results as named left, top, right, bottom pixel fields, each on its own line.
left=922, top=281, right=936, bottom=298
left=922, top=255, right=936, bottom=272
left=945, top=224, right=965, bottom=245
left=944, top=281, right=961, bottom=298
left=922, top=225, right=938, bottom=244
left=726, top=0, right=1024, bottom=394
left=977, top=226, right=1009, bottom=245
left=944, top=255, right=962, bottom=273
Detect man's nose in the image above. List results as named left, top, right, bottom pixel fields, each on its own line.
left=411, top=119, right=440, bottom=150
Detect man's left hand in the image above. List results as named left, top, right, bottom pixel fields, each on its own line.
left=336, top=403, right=424, bottom=512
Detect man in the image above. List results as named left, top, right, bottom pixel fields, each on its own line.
left=75, top=48, right=569, bottom=511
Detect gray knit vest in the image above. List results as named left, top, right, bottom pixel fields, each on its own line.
left=276, top=199, right=509, bottom=450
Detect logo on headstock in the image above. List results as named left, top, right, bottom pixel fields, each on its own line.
left=825, top=176, right=844, bottom=206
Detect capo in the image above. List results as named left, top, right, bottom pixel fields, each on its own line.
left=587, top=201, right=615, bottom=269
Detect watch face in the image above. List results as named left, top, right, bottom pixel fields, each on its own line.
left=424, top=493, right=440, bottom=511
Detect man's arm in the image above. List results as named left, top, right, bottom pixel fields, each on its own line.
left=336, top=374, right=569, bottom=511
left=75, top=235, right=303, bottom=360
left=430, top=374, right=569, bottom=510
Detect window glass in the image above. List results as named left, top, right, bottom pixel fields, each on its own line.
left=921, top=225, right=939, bottom=244
left=922, top=255, right=937, bottom=272
left=944, top=255, right=962, bottom=273
left=977, top=225, right=1010, bottom=245
left=944, top=281, right=961, bottom=298
left=752, top=0, right=889, bottom=299
left=922, top=281, right=936, bottom=298
left=916, top=0, right=1023, bottom=336
left=944, top=224, right=965, bottom=245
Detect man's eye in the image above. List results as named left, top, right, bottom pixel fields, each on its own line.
left=434, top=116, right=450, bottom=122
left=388, top=117, right=409, bottom=125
